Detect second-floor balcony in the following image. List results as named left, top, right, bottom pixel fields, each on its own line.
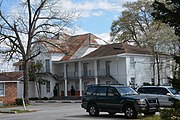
left=57, top=69, right=111, bottom=80
left=82, top=70, right=94, bottom=78
left=67, top=71, right=79, bottom=79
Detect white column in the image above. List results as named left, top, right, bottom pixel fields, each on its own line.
left=78, top=61, right=82, bottom=96
left=64, top=79, right=67, bottom=96
left=94, top=59, right=98, bottom=84
left=126, top=57, right=130, bottom=86
left=64, top=63, right=68, bottom=96
left=79, top=78, right=82, bottom=96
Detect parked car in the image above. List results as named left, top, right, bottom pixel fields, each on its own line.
left=81, top=84, right=159, bottom=119
left=136, top=86, right=180, bottom=107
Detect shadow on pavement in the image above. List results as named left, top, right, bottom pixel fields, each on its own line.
left=65, top=114, right=129, bottom=119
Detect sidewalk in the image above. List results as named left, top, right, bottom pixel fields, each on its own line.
left=0, top=99, right=82, bottom=114
left=30, top=99, right=82, bottom=103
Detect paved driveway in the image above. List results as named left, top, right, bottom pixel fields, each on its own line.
left=0, top=102, right=144, bottom=120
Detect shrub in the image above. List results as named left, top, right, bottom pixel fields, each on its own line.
left=160, top=108, right=180, bottom=120
left=41, top=97, right=48, bottom=100
left=143, top=82, right=152, bottom=86
left=172, top=100, right=180, bottom=110
left=160, top=101, right=180, bottom=120
left=29, top=97, right=39, bottom=100
left=15, top=98, right=23, bottom=105
left=29, top=97, right=49, bottom=100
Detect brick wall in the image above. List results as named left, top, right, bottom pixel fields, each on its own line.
left=0, top=82, right=17, bottom=104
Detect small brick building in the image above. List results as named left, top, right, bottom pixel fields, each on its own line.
left=0, top=72, right=22, bottom=104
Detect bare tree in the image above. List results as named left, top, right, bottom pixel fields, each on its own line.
left=0, top=0, right=77, bottom=103
left=110, top=0, right=179, bottom=50
left=29, top=62, right=44, bottom=98
left=110, top=0, right=179, bottom=85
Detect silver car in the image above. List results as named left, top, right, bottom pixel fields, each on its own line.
left=137, top=86, right=180, bottom=107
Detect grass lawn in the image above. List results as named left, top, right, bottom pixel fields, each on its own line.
left=0, top=109, right=37, bottom=114
left=10, top=109, right=37, bottom=113
left=140, top=115, right=161, bottom=120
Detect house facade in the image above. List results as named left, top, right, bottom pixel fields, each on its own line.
left=50, top=43, right=172, bottom=97
left=0, top=72, right=22, bottom=104
left=14, top=33, right=172, bottom=99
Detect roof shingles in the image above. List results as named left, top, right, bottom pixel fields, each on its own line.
left=0, top=72, right=23, bottom=82
left=82, top=43, right=151, bottom=59
left=41, top=33, right=102, bottom=61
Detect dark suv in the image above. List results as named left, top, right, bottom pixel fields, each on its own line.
left=81, top=84, right=159, bottom=119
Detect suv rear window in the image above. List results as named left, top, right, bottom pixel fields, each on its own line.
left=116, top=87, right=137, bottom=95
left=158, top=88, right=169, bottom=95
left=96, top=86, right=107, bottom=96
left=85, top=86, right=97, bottom=95
left=138, top=87, right=159, bottom=94
left=138, top=87, right=170, bottom=95
left=108, top=87, right=119, bottom=96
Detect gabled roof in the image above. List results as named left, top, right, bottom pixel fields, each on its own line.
left=82, top=43, right=151, bottom=59
left=36, top=33, right=107, bottom=61
left=13, top=60, right=34, bottom=66
left=38, top=38, right=66, bottom=53
left=61, top=33, right=102, bottom=61
left=0, top=71, right=23, bottom=82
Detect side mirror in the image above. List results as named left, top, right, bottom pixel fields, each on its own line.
left=166, top=93, right=171, bottom=96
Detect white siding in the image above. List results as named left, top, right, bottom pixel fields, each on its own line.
left=52, top=63, right=64, bottom=77
left=134, top=56, right=153, bottom=86
left=108, top=57, right=127, bottom=85
left=40, top=76, right=56, bottom=98
left=29, top=81, right=37, bottom=98
left=17, top=82, right=23, bottom=98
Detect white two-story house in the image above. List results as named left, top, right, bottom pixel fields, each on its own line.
left=15, top=33, right=172, bottom=98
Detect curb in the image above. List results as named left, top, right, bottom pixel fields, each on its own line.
left=30, top=100, right=82, bottom=103
left=0, top=109, right=37, bottom=114
left=0, top=110, right=17, bottom=114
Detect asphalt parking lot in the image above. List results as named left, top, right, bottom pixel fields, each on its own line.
left=0, top=102, right=126, bottom=120
left=0, top=102, right=155, bottom=120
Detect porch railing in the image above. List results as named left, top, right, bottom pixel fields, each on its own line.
left=56, top=69, right=126, bottom=80
left=67, top=71, right=78, bottom=79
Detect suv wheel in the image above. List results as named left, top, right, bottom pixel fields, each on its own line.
left=124, top=105, right=137, bottom=119
left=88, top=104, right=99, bottom=116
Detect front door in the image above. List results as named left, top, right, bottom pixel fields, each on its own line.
left=105, top=61, right=110, bottom=76
left=83, top=63, right=88, bottom=77
left=55, top=83, right=59, bottom=96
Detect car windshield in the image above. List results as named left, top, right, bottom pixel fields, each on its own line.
left=168, top=87, right=179, bottom=95
left=116, top=87, right=138, bottom=96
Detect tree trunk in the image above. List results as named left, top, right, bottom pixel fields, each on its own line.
left=155, top=53, right=160, bottom=85
left=39, top=82, right=41, bottom=99
left=36, top=81, right=40, bottom=98
left=23, top=61, right=29, bottom=104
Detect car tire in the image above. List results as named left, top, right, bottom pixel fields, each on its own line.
left=124, top=105, right=137, bottom=119
left=88, top=104, right=99, bottom=116
left=108, top=112, right=116, bottom=116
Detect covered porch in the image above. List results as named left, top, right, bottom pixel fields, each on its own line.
left=53, top=56, right=128, bottom=97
